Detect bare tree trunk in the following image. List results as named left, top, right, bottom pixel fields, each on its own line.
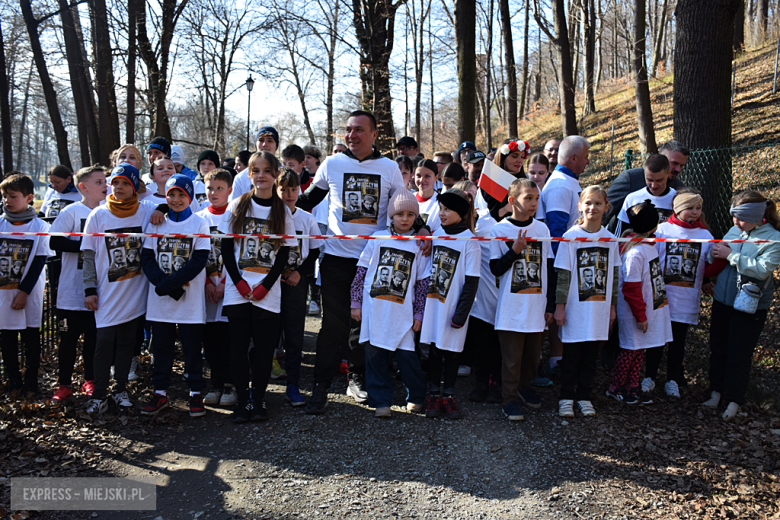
left=535, top=30, right=542, bottom=103
left=733, top=0, right=745, bottom=51
left=757, top=0, right=768, bottom=38
left=595, top=0, right=604, bottom=91
left=651, top=0, right=669, bottom=74
left=582, top=0, right=596, bottom=113
left=634, top=0, right=657, bottom=153
left=519, top=0, right=530, bottom=120
left=485, top=0, right=494, bottom=150
left=326, top=0, right=339, bottom=151
left=20, top=0, right=72, bottom=170
left=572, top=0, right=581, bottom=91
left=126, top=0, right=137, bottom=143
left=456, top=0, right=477, bottom=143
left=0, top=22, right=13, bottom=174
left=414, top=0, right=431, bottom=146
left=500, top=0, right=517, bottom=136
left=16, top=64, right=32, bottom=170
left=89, top=0, right=121, bottom=165
left=404, top=7, right=410, bottom=136
left=429, top=12, right=435, bottom=150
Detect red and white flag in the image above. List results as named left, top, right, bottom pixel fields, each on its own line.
left=478, top=160, right=516, bottom=202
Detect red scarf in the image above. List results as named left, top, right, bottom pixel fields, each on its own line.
left=415, top=192, right=432, bottom=203
left=668, top=213, right=706, bottom=229
left=207, top=204, right=228, bottom=215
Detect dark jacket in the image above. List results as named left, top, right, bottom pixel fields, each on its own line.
left=605, top=167, right=684, bottom=231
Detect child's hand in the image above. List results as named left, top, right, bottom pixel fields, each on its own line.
left=150, top=210, right=165, bottom=225
left=351, top=308, right=362, bottom=322
left=284, top=270, right=301, bottom=286
left=417, top=228, right=432, bottom=257
left=85, top=295, right=98, bottom=311
left=214, top=282, right=225, bottom=301
left=11, top=291, right=28, bottom=310
left=711, top=242, right=732, bottom=260
left=701, top=282, right=715, bottom=296
left=512, top=229, right=527, bottom=255
left=412, top=318, right=422, bottom=332
left=251, top=284, right=268, bottom=301
left=236, top=279, right=252, bottom=299
left=609, top=305, right=617, bottom=331
left=637, top=320, right=648, bottom=333
left=544, top=312, right=554, bottom=326
left=205, top=283, right=217, bottom=303
left=554, top=303, right=566, bottom=326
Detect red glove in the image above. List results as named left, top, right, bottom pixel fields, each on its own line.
left=252, top=284, right=269, bottom=301
left=236, top=280, right=251, bottom=297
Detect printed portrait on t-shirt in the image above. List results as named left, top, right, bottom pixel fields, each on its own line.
left=657, top=208, right=673, bottom=224
left=370, top=247, right=415, bottom=304
left=342, top=173, right=381, bottom=225
left=0, top=238, right=31, bottom=289
left=205, top=226, right=223, bottom=278
left=663, top=241, right=701, bottom=288
left=157, top=235, right=193, bottom=285
left=282, top=231, right=303, bottom=276
left=428, top=245, right=460, bottom=303
left=649, top=257, right=668, bottom=309
left=158, top=252, right=171, bottom=274
left=105, top=227, right=144, bottom=282
left=509, top=241, right=542, bottom=294
left=238, top=217, right=275, bottom=274
left=576, top=246, right=609, bottom=302
left=172, top=256, right=186, bottom=272
left=47, top=198, right=74, bottom=218
left=196, top=193, right=208, bottom=205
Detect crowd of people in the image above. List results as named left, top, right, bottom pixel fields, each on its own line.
left=1, top=109, right=779, bottom=425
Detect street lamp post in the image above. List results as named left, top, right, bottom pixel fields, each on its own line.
left=245, top=75, right=255, bottom=150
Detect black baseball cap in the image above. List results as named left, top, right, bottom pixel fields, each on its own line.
left=396, top=136, right=418, bottom=148
left=466, top=150, right=487, bottom=163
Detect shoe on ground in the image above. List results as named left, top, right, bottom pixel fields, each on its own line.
left=532, top=375, right=553, bottom=387
left=518, top=387, right=541, bottom=409
left=641, top=377, right=656, bottom=393
left=624, top=391, right=639, bottom=405
left=220, top=385, right=238, bottom=407
left=270, top=358, right=287, bottom=380
left=51, top=385, right=72, bottom=403
left=85, top=398, right=108, bottom=415
left=346, top=375, right=368, bottom=403
left=664, top=380, right=681, bottom=398
left=305, top=384, right=329, bottom=415
left=112, top=391, right=133, bottom=411
left=468, top=382, right=488, bottom=402
left=503, top=400, right=525, bottom=421
left=442, top=396, right=463, bottom=420
left=457, top=365, right=471, bottom=377
left=285, top=384, right=306, bottom=407
left=189, top=394, right=206, bottom=417
left=486, top=383, right=503, bottom=404
left=308, top=300, right=321, bottom=316
left=128, top=357, right=140, bottom=382
left=558, top=399, right=575, bottom=418
left=703, top=390, right=721, bottom=408
left=577, top=400, right=596, bottom=417
left=233, top=400, right=252, bottom=423
left=722, top=401, right=740, bottom=421
left=81, top=380, right=95, bottom=396
left=640, top=393, right=653, bottom=405
left=406, top=402, right=424, bottom=413
left=425, top=395, right=442, bottom=418
left=141, top=393, right=167, bottom=415
left=203, top=387, right=223, bottom=406
left=250, top=399, right=268, bottom=421
left=375, top=406, right=392, bottom=418
left=606, top=387, right=624, bottom=402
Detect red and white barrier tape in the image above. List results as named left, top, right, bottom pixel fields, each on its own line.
left=1, top=231, right=779, bottom=244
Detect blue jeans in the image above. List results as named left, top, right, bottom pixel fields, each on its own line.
left=365, top=343, right=426, bottom=408
left=150, top=322, right=205, bottom=392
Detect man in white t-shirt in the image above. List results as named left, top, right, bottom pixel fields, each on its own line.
left=296, top=110, right=431, bottom=415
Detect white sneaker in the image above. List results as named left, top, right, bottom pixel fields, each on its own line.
left=85, top=398, right=108, bottom=415
left=703, top=390, right=721, bottom=408
left=577, top=400, right=596, bottom=417
left=219, top=385, right=238, bottom=407
left=203, top=388, right=222, bottom=405
left=664, top=380, right=681, bottom=398
left=128, top=357, right=140, bottom=382
left=641, top=377, right=656, bottom=393
left=308, top=301, right=321, bottom=316
left=457, top=365, right=471, bottom=377
left=112, top=391, right=133, bottom=410
left=722, top=402, right=740, bottom=421
left=558, top=399, right=575, bottom=418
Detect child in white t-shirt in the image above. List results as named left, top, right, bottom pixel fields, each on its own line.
left=40, top=165, right=81, bottom=219
left=197, top=169, right=237, bottom=408
left=0, top=174, right=53, bottom=399
left=609, top=200, right=673, bottom=405
left=50, top=166, right=107, bottom=403
left=554, top=186, right=621, bottom=418
left=148, top=156, right=201, bottom=212
left=414, top=159, right=441, bottom=231
left=276, top=169, right=322, bottom=407
left=490, top=179, right=554, bottom=421
left=615, top=154, right=677, bottom=237
left=195, top=150, right=220, bottom=207
left=420, top=189, right=481, bottom=420
left=218, top=151, right=297, bottom=423
left=644, top=189, right=715, bottom=398
left=139, top=175, right=210, bottom=417
left=351, top=189, right=430, bottom=417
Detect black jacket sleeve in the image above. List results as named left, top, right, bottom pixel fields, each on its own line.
left=297, top=247, right=319, bottom=277
left=489, top=243, right=521, bottom=277
left=221, top=238, right=242, bottom=285
left=296, top=185, right=328, bottom=212
left=479, top=188, right=509, bottom=222
left=50, top=236, right=82, bottom=253
left=141, top=248, right=169, bottom=288
left=163, top=250, right=209, bottom=291
left=451, top=275, right=479, bottom=327
left=546, top=258, right=557, bottom=314
left=19, top=256, right=47, bottom=295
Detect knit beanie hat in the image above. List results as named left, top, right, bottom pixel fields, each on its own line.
left=197, top=150, right=221, bottom=171
left=388, top=189, right=420, bottom=219
left=165, top=174, right=194, bottom=203
left=147, top=136, right=171, bottom=157
left=110, top=163, right=141, bottom=194
left=255, top=126, right=279, bottom=147
left=626, top=199, right=659, bottom=234
left=438, top=191, right=472, bottom=218
left=170, top=145, right=184, bottom=165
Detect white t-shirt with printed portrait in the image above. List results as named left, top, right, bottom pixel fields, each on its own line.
left=469, top=209, right=499, bottom=325
left=50, top=202, right=93, bottom=312
left=616, top=187, right=677, bottom=236
left=417, top=192, right=441, bottom=233
left=197, top=208, right=228, bottom=323
left=41, top=187, right=82, bottom=219
left=285, top=208, right=324, bottom=274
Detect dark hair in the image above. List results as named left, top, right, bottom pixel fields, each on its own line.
left=281, top=144, right=305, bottom=164
left=303, top=145, right=322, bottom=163
left=434, top=151, right=453, bottom=163
left=525, top=153, right=550, bottom=171
left=0, top=173, right=35, bottom=197
left=74, top=165, right=106, bottom=187
left=659, top=140, right=690, bottom=157
left=732, top=190, right=780, bottom=230
left=277, top=167, right=301, bottom=189
left=230, top=151, right=286, bottom=249
left=347, top=110, right=377, bottom=130
left=644, top=153, right=670, bottom=174
left=222, top=158, right=236, bottom=169
left=395, top=155, right=414, bottom=173
left=416, top=159, right=439, bottom=177
left=204, top=168, right=234, bottom=187
left=150, top=155, right=174, bottom=181
left=48, top=165, right=73, bottom=180
left=441, top=162, right=466, bottom=182
left=236, top=150, right=252, bottom=168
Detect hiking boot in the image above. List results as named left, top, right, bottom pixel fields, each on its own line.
left=468, top=382, right=488, bottom=402
left=305, top=384, right=329, bottom=415
left=346, top=375, right=368, bottom=404
left=141, top=393, right=167, bottom=415
left=442, top=396, right=463, bottom=419
left=51, top=385, right=72, bottom=403
left=425, top=395, right=442, bottom=418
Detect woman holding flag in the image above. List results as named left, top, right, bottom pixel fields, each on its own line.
left=475, top=139, right=531, bottom=222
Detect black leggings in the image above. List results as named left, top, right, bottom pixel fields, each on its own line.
left=203, top=321, right=232, bottom=388
left=225, top=303, right=281, bottom=403
left=645, top=321, right=689, bottom=383
left=0, top=328, right=41, bottom=392
left=57, top=309, right=97, bottom=386
left=426, top=344, right=460, bottom=395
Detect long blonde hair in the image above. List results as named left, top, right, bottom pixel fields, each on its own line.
left=576, top=185, right=610, bottom=225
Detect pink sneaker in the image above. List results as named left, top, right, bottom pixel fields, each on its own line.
left=52, top=385, right=72, bottom=403
left=81, top=380, right=95, bottom=396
